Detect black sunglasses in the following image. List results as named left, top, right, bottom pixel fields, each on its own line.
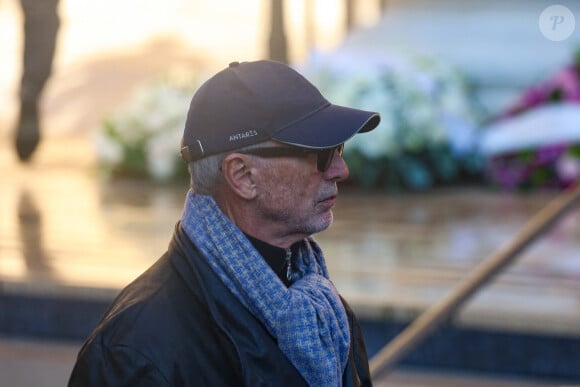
left=238, top=144, right=344, bottom=172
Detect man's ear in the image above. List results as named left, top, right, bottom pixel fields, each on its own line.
left=221, top=154, right=257, bottom=200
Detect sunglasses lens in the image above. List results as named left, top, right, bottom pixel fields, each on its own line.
left=317, top=144, right=344, bottom=172
left=317, top=149, right=332, bottom=172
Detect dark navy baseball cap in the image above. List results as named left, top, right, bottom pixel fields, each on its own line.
left=181, top=60, right=380, bottom=162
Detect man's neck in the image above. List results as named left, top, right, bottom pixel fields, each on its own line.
left=216, top=196, right=307, bottom=249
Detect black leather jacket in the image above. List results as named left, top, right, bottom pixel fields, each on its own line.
left=68, top=224, right=372, bottom=386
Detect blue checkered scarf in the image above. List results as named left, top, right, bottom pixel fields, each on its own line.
left=181, top=191, right=350, bottom=386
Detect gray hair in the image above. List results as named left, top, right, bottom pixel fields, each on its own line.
left=188, top=152, right=226, bottom=196
left=188, top=141, right=273, bottom=196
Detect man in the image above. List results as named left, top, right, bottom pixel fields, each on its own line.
left=68, top=60, right=380, bottom=386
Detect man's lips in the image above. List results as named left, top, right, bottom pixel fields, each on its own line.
left=318, top=194, right=337, bottom=206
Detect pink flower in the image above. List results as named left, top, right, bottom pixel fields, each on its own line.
left=556, top=154, right=580, bottom=187
left=549, top=66, right=580, bottom=101
left=501, top=86, right=550, bottom=119
left=500, top=63, right=580, bottom=120
left=533, top=144, right=567, bottom=165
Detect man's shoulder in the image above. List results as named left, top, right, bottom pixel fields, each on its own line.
left=72, top=249, right=244, bottom=385
left=93, top=250, right=209, bottom=340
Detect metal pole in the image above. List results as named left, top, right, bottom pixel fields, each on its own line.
left=370, top=182, right=580, bottom=379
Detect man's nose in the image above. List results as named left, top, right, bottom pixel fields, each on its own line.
left=324, top=151, right=349, bottom=182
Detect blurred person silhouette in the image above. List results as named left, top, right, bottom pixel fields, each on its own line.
left=15, top=0, right=60, bottom=161
left=18, top=189, right=53, bottom=277
left=68, top=60, right=380, bottom=387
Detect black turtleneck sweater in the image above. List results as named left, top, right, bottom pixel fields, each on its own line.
left=244, top=234, right=298, bottom=287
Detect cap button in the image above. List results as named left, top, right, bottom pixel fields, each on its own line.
left=229, top=61, right=240, bottom=67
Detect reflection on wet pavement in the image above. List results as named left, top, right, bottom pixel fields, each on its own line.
left=325, top=189, right=580, bottom=336
left=1, top=139, right=580, bottom=336
left=17, top=190, right=53, bottom=278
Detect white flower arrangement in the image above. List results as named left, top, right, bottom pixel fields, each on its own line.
left=300, top=49, right=483, bottom=189
left=95, top=74, right=197, bottom=182
left=94, top=52, right=482, bottom=190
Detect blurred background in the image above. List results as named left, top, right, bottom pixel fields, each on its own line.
left=1, top=0, right=580, bottom=386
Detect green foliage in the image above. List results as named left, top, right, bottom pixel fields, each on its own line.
left=345, top=145, right=484, bottom=191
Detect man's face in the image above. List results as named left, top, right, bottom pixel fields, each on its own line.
left=251, top=144, right=349, bottom=239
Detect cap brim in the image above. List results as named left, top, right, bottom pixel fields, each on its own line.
left=271, top=104, right=380, bottom=149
